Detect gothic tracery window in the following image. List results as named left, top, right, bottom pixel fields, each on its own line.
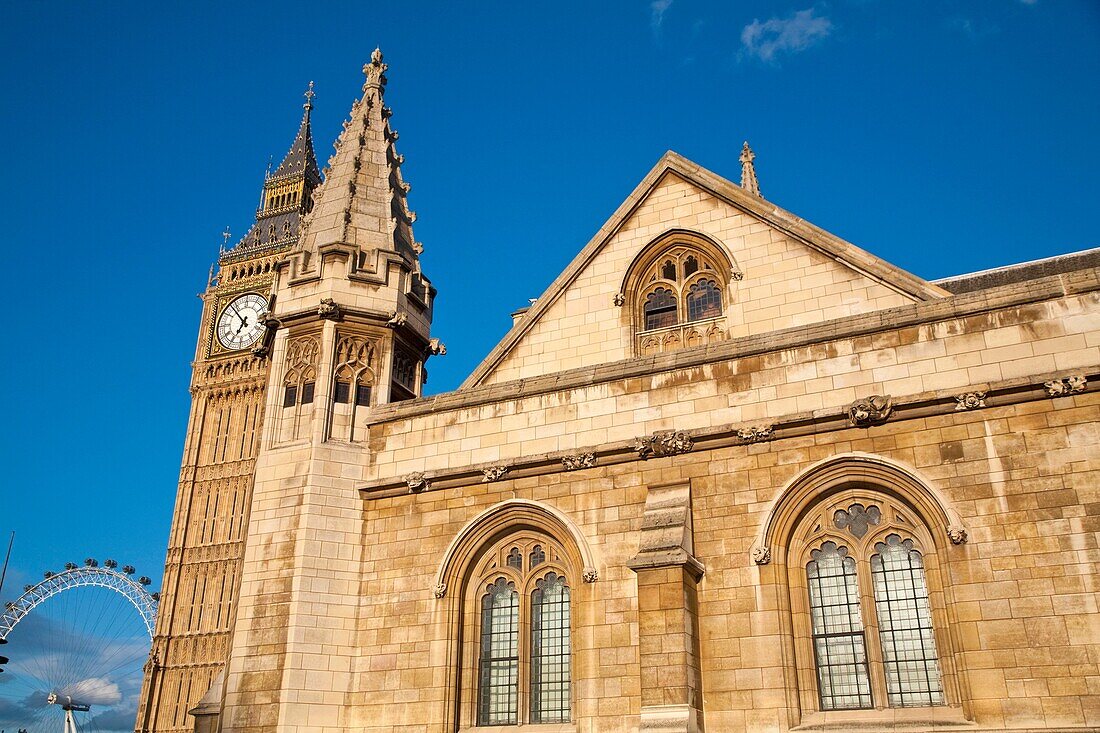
left=625, top=234, right=736, bottom=356
left=330, top=333, right=376, bottom=441
left=278, top=334, right=319, bottom=442
left=792, top=495, right=946, bottom=713
left=469, top=533, right=573, bottom=726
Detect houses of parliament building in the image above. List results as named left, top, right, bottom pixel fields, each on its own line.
left=135, top=51, right=1100, bottom=733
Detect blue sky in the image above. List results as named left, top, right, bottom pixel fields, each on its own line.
left=0, top=0, right=1097, bottom=718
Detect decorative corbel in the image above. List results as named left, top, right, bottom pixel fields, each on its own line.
left=405, top=472, right=429, bottom=493
left=318, top=298, right=342, bottom=321
left=954, top=391, right=987, bottom=411
left=848, top=395, right=893, bottom=427
left=634, top=431, right=694, bottom=459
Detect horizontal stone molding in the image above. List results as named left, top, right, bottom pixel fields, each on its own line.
left=359, top=366, right=1097, bottom=499
left=364, top=269, right=1099, bottom=426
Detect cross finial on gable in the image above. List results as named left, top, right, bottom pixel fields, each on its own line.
left=303, top=80, right=315, bottom=111
left=740, top=141, right=761, bottom=197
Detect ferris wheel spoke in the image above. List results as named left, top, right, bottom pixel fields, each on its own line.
left=0, top=563, right=157, bottom=733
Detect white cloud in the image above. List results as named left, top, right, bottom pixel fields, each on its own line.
left=740, top=7, right=833, bottom=63
left=651, top=0, right=674, bottom=36
left=59, top=677, right=123, bottom=706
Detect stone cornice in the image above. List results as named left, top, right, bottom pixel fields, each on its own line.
left=365, top=269, right=1099, bottom=427
left=359, top=368, right=1095, bottom=499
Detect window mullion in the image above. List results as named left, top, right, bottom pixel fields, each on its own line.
left=519, top=581, right=530, bottom=726
left=859, top=555, right=887, bottom=709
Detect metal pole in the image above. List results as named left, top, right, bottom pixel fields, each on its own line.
left=0, top=532, right=13, bottom=597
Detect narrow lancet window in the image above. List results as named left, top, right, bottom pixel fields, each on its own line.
left=807, top=541, right=873, bottom=710
left=479, top=578, right=520, bottom=726
left=530, top=573, right=571, bottom=723
left=871, top=535, right=944, bottom=708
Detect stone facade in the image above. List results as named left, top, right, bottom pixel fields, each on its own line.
left=157, top=54, right=1099, bottom=733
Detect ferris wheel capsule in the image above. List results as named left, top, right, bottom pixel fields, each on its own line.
left=43, top=570, right=54, bottom=579
left=84, top=558, right=98, bottom=568
left=64, top=562, right=77, bottom=570
left=104, top=559, right=118, bottom=569
left=122, top=565, right=135, bottom=575
left=139, top=576, right=151, bottom=586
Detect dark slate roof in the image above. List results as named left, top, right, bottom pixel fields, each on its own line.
left=934, top=247, right=1100, bottom=294
left=270, top=101, right=321, bottom=184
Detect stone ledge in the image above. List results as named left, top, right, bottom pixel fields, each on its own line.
left=359, top=367, right=1097, bottom=498
left=365, top=269, right=1099, bottom=426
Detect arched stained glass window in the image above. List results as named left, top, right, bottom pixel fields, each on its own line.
left=871, top=535, right=944, bottom=708
left=478, top=578, right=520, bottom=726
left=661, top=260, right=677, bottom=280
left=468, top=533, right=575, bottom=727
left=686, top=279, right=722, bottom=321
left=530, top=572, right=571, bottom=723
left=644, top=288, right=678, bottom=330
left=807, top=541, right=873, bottom=710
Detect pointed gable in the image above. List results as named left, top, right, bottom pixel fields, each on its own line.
left=463, top=151, right=947, bottom=388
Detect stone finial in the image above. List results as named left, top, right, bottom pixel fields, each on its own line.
left=740, top=141, right=761, bottom=197
left=364, top=48, right=388, bottom=89
left=303, top=80, right=315, bottom=110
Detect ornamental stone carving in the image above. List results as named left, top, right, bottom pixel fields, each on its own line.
left=405, top=472, right=429, bottom=493
left=955, top=391, right=987, bottom=411
left=752, top=546, right=771, bottom=565
left=947, top=527, right=968, bottom=545
left=482, top=465, right=509, bottom=483
left=634, top=431, right=694, bottom=459
left=1044, top=375, right=1086, bottom=397
left=428, top=338, right=447, bottom=356
left=386, top=311, right=408, bottom=328
left=318, top=298, right=342, bottom=321
left=731, top=271, right=745, bottom=281
left=582, top=568, right=599, bottom=583
left=833, top=503, right=881, bottom=539
left=562, top=453, right=597, bottom=471
left=613, top=292, right=626, bottom=307
left=736, top=425, right=774, bottom=443
left=432, top=582, right=447, bottom=598
left=848, top=394, right=893, bottom=427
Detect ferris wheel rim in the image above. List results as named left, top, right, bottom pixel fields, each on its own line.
left=0, top=565, right=158, bottom=642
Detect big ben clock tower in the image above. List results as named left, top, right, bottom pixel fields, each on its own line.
left=136, top=86, right=322, bottom=733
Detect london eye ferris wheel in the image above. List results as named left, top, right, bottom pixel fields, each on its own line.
left=0, top=558, right=158, bottom=733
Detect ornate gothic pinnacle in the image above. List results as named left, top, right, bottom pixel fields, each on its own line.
left=363, top=48, right=388, bottom=90
left=303, top=80, right=315, bottom=111
left=740, top=141, right=761, bottom=197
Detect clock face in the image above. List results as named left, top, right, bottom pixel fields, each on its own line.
left=216, top=293, right=268, bottom=351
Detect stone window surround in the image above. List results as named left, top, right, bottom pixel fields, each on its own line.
left=765, top=460, right=972, bottom=729
left=621, top=230, right=741, bottom=355
left=463, top=532, right=575, bottom=729
left=433, top=500, right=596, bottom=733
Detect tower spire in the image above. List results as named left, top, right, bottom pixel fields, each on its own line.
left=740, top=141, right=761, bottom=197
left=294, top=48, right=419, bottom=270
left=226, top=85, right=323, bottom=256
